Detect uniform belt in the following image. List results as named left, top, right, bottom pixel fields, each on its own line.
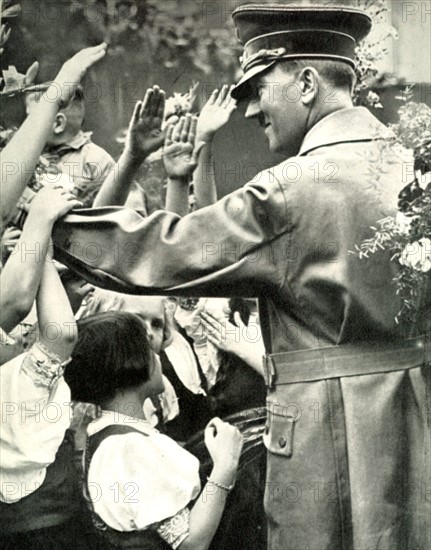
left=263, top=336, right=431, bottom=387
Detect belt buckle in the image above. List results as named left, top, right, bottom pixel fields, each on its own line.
left=263, top=354, right=276, bottom=388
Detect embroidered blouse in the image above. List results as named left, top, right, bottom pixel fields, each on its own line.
left=86, top=411, right=201, bottom=549
left=0, top=341, right=72, bottom=503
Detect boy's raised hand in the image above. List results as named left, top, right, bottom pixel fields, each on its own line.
left=163, top=114, right=199, bottom=179
left=53, top=43, right=107, bottom=105
left=196, top=84, right=237, bottom=144
left=125, top=85, right=167, bottom=161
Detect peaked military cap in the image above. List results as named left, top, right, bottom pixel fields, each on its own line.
left=231, top=3, right=372, bottom=99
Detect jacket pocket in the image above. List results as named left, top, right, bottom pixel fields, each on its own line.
left=263, top=400, right=299, bottom=457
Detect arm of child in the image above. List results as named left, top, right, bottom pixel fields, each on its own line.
left=0, top=221, right=79, bottom=503
left=192, top=85, right=237, bottom=211
left=93, top=86, right=166, bottom=207
left=0, top=186, right=82, bottom=334
left=36, top=255, right=78, bottom=363
left=0, top=43, right=107, bottom=229
left=164, top=115, right=198, bottom=217
left=177, top=418, right=243, bottom=550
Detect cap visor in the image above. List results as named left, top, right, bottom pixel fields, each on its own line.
left=231, top=61, right=276, bottom=100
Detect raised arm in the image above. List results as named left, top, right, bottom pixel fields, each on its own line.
left=36, top=255, right=78, bottom=363
left=0, top=186, right=82, bottom=333
left=0, top=43, right=107, bottom=229
left=193, top=85, right=237, bottom=210
left=52, top=161, right=288, bottom=297
left=93, top=86, right=166, bottom=207
left=179, top=417, right=243, bottom=550
left=164, top=114, right=199, bottom=216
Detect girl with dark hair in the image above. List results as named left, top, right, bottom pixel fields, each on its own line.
left=65, top=311, right=243, bottom=550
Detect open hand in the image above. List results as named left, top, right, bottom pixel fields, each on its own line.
left=125, top=85, right=167, bottom=161
left=196, top=84, right=237, bottom=144
left=201, top=309, right=265, bottom=373
left=163, top=114, right=198, bottom=179
left=53, top=43, right=107, bottom=104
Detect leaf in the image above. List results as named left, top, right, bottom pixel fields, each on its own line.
left=1, top=65, right=25, bottom=92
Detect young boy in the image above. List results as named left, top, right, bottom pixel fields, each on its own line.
left=24, top=85, right=115, bottom=207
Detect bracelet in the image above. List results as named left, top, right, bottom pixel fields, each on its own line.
left=206, top=476, right=235, bottom=493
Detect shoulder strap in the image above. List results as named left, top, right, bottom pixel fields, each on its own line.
left=84, top=424, right=148, bottom=492
left=87, top=423, right=147, bottom=460
left=82, top=424, right=149, bottom=535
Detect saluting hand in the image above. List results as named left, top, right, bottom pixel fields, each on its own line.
left=196, top=84, right=237, bottom=144
left=163, top=114, right=199, bottom=179
left=125, top=85, right=167, bottom=161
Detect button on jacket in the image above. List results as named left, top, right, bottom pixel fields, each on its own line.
left=53, top=107, right=431, bottom=549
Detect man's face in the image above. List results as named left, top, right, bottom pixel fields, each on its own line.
left=245, top=64, right=308, bottom=157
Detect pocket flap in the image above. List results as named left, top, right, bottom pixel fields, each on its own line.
left=263, top=401, right=298, bottom=457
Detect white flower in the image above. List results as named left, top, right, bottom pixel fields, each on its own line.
left=395, top=212, right=414, bottom=235
left=400, top=238, right=431, bottom=272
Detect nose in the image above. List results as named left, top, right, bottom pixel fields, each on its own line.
left=245, top=97, right=261, bottom=119
left=141, top=319, right=154, bottom=344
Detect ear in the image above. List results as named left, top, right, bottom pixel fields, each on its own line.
left=53, top=112, right=67, bottom=134
left=298, top=67, right=319, bottom=106
left=161, top=303, right=175, bottom=350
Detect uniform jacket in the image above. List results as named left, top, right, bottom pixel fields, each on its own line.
left=52, top=107, right=431, bottom=549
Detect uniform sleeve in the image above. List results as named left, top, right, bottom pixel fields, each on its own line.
left=52, top=168, right=291, bottom=296
left=89, top=432, right=201, bottom=532
left=0, top=342, right=71, bottom=503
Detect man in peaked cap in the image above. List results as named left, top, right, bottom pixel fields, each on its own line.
left=51, top=4, right=430, bottom=549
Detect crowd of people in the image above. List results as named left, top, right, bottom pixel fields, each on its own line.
left=0, top=43, right=266, bottom=549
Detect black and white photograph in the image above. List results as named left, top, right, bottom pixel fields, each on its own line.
left=0, top=0, right=430, bottom=548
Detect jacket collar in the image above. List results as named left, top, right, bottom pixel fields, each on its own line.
left=45, top=130, right=92, bottom=155
left=299, top=106, right=394, bottom=156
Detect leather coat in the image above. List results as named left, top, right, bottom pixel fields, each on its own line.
left=52, top=107, right=431, bottom=549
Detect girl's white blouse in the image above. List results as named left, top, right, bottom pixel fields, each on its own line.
left=87, top=411, right=201, bottom=536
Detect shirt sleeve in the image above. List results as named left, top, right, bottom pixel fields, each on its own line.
left=156, top=506, right=191, bottom=549
left=89, top=432, right=200, bottom=532
left=0, top=342, right=72, bottom=503
left=52, top=167, right=291, bottom=296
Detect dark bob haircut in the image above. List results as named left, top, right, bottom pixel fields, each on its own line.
left=64, top=311, right=153, bottom=405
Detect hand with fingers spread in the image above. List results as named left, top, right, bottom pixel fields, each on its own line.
left=196, top=84, right=237, bottom=144
left=201, top=309, right=265, bottom=376
left=163, top=114, right=199, bottom=179
left=125, top=85, right=167, bottom=162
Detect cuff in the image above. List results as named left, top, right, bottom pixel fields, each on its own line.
left=21, top=341, right=71, bottom=389
left=156, top=506, right=190, bottom=549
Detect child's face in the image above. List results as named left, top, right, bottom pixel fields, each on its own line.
left=122, top=296, right=166, bottom=354
left=144, top=352, right=165, bottom=397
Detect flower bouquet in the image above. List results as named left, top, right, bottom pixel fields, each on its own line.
left=351, top=98, right=431, bottom=325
